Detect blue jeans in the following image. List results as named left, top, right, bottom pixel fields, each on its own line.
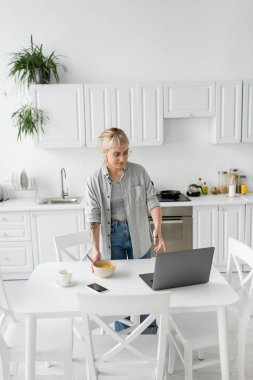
left=111, top=220, right=151, bottom=260
left=111, top=221, right=157, bottom=334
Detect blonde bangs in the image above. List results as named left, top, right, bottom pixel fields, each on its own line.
left=99, top=128, right=129, bottom=152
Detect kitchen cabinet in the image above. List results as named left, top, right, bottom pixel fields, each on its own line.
left=136, top=83, right=163, bottom=145
left=85, top=83, right=163, bottom=146
left=193, top=206, right=219, bottom=265
left=242, top=79, right=253, bottom=143
left=84, top=84, right=112, bottom=147
left=218, top=204, right=245, bottom=268
left=0, top=212, right=33, bottom=279
left=209, top=80, right=242, bottom=144
left=193, top=204, right=245, bottom=270
left=210, top=79, right=253, bottom=144
left=163, top=81, right=215, bottom=118
left=31, top=210, right=85, bottom=265
left=32, top=84, right=85, bottom=148
left=245, top=203, right=253, bottom=248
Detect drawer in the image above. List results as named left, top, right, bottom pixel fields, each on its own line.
left=0, top=212, right=30, bottom=226
left=0, top=212, right=31, bottom=241
left=0, top=242, right=33, bottom=274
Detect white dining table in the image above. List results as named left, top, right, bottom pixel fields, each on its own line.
left=14, top=258, right=238, bottom=380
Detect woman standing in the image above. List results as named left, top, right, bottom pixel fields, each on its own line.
left=85, top=128, right=165, bottom=263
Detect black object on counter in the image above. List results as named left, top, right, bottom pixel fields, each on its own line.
left=160, top=190, right=181, bottom=199
left=157, top=192, right=191, bottom=202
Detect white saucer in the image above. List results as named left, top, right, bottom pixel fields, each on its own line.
left=57, top=280, right=76, bottom=287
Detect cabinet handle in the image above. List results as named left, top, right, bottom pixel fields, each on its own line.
left=3, top=233, right=8, bottom=237
left=2, top=217, right=6, bottom=222
left=4, top=257, right=10, bottom=261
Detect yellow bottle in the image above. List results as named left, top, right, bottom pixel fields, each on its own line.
left=202, top=182, right=208, bottom=195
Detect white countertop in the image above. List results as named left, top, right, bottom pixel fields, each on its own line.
left=159, top=194, right=250, bottom=207
left=0, top=197, right=86, bottom=211
left=0, top=194, right=252, bottom=211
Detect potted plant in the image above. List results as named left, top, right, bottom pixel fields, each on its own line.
left=8, top=35, right=68, bottom=87
left=11, top=104, right=49, bottom=141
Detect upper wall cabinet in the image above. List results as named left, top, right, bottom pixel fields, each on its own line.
left=136, top=83, right=163, bottom=145
left=32, top=84, right=85, bottom=148
left=84, top=83, right=163, bottom=147
left=209, top=80, right=242, bottom=144
left=209, top=79, right=253, bottom=144
left=163, top=81, right=216, bottom=118
left=242, top=79, right=253, bottom=143
left=84, top=84, right=112, bottom=147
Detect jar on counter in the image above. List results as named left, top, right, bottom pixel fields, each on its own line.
left=239, top=175, right=247, bottom=195
left=218, top=171, right=228, bottom=194
left=211, top=186, right=218, bottom=195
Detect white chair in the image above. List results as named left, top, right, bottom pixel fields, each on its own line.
left=53, top=230, right=130, bottom=336
left=0, top=270, right=73, bottom=379
left=168, top=238, right=253, bottom=380
left=53, top=230, right=92, bottom=262
left=77, top=292, right=171, bottom=380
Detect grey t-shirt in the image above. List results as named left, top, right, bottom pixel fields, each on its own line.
left=111, top=181, right=127, bottom=220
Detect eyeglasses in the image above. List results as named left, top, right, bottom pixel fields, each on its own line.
left=111, top=150, right=132, bottom=159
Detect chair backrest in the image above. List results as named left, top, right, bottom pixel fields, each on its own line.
left=227, top=238, right=253, bottom=332
left=53, top=230, right=92, bottom=262
left=0, top=269, right=16, bottom=380
left=77, top=292, right=170, bottom=380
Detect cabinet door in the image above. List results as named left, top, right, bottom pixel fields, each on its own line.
left=31, top=210, right=85, bottom=265
left=193, top=206, right=219, bottom=265
left=242, top=79, right=253, bottom=143
left=32, top=84, right=85, bottom=148
left=136, top=83, right=163, bottom=145
left=210, top=80, right=242, bottom=144
left=111, top=84, right=138, bottom=145
left=245, top=204, right=253, bottom=248
left=84, top=84, right=111, bottom=147
left=164, top=82, right=215, bottom=118
left=218, top=205, right=245, bottom=267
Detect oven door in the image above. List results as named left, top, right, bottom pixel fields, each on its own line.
left=150, top=216, right=193, bottom=255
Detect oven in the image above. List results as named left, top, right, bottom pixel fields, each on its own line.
left=149, top=206, right=193, bottom=255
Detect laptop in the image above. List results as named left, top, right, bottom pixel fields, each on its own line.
left=139, top=247, right=214, bottom=291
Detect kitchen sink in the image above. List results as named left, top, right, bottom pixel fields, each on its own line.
left=38, top=197, right=82, bottom=205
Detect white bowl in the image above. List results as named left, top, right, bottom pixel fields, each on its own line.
left=93, top=260, right=116, bottom=278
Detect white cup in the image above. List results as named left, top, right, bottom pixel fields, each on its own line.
left=56, top=269, right=72, bottom=286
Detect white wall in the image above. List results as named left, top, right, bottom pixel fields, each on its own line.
left=0, top=0, right=253, bottom=197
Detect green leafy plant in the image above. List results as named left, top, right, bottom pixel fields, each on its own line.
left=11, top=104, right=49, bottom=141
left=8, top=35, right=68, bottom=87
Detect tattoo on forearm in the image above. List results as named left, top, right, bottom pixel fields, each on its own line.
left=89, top=222, right=98, bottom=240
left=89, top=222, right=98, bottom=231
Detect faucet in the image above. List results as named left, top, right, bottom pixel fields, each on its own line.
left=60, top=168, right=69, bottom=199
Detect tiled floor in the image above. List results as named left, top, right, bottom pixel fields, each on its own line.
left=1, top=279, right=253, bottom=379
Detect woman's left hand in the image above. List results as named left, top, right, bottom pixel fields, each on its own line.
left=153, top=228, right=166, bottom=253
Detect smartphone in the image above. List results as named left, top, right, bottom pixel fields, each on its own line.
left=86, top=283, right=108, bottom=293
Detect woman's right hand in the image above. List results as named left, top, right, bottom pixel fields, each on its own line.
left=91, top=249, right=101, bottom=272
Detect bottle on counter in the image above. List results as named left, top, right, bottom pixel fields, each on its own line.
left=202, top=182, right=208, bottom=195
left=237, top=175, right=247, bottom=194
left=239, top=175, right=247, bottom=195
left=197, top=178, right=203, bottom=194
left=228, top=169, right=237, bottom=197
left=228, top=168, right=238, bottom=194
